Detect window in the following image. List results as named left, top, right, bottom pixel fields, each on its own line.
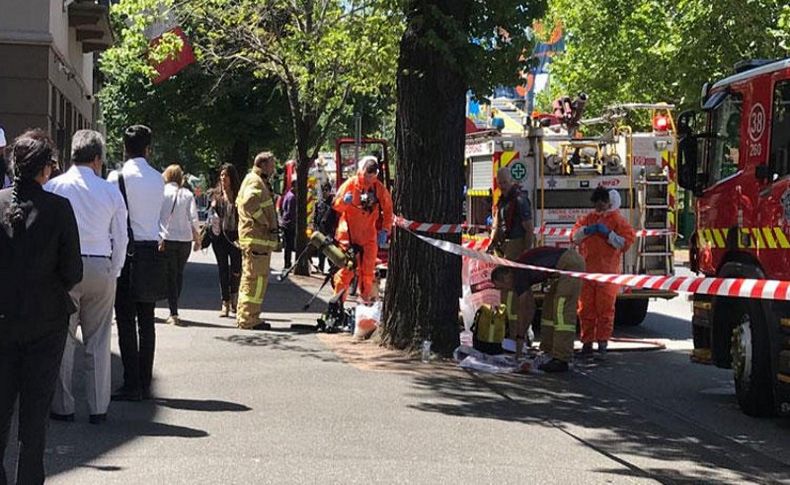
left=704, top=92, right=743, bottom=187
left=770, top=81, right=790, bottom=179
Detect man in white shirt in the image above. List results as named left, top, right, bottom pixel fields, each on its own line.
left=46, top=130, right=128, bottom=424
left=107, top=125, right=165, bottom=401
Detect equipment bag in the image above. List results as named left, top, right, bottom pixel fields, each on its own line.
left=471, top=304, right=508, bottom=355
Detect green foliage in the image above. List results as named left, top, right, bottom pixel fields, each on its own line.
left=545, top=0, right=790, bottom=114
left=99, top=0, right=294, bottom=175
left=189, top=0, right=403, bottom=159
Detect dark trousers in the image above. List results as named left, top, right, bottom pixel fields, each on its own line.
left=283, top=226, right=296, bottom=268
left=211, top=232, right=241, bottom=301
left=115, top=272, right=156, bottom=393
left=164, top=241, right=191, bottom=316
left=0, top=326, right=67, bottom=485
left=317, top=253, right=326, bottom=273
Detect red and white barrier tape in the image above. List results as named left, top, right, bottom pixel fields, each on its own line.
left=462, top=238, right=491, bottom=251
left=407, top=229, right=790, bottom=301
left=396, top=217, right=675, bottom=238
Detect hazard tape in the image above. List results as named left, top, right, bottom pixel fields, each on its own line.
left=405, top=229, right=790, bottom=301
left=396, top=217, right=675, bottom=238
left=463, top=237, right=491, bottom=251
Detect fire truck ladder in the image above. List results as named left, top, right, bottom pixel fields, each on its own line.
left=637, top=172, right=673, bottom=275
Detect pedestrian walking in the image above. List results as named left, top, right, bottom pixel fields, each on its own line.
left=160, top=164, right=200, bottom=327
left=491, top=247, right=585, bottom=372
left=572, top=188, right=635, bottom=356
left=0, top=129, right=82, bottom=484
left=45, top=130, right=128, bottom=426
left=279, top=176, right=296, bottom=269
left=108, top=125, right=166, bottom=401
left=236, top=152, right=279, bottom=330
left=209, top=163, right=242, bottom=317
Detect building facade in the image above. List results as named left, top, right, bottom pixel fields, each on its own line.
left=0, top=0, right=112, bottom=163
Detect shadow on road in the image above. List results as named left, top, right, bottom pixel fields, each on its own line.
left=406, top=356, right=790, bottom=483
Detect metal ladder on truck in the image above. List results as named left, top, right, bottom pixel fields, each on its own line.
left=637, top=172, right=673, bottom=275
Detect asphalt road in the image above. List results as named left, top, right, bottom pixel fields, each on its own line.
left=4, top=253, right=789, bottom=484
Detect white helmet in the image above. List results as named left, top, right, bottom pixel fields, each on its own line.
left=357, top=155, right=378, bottom=172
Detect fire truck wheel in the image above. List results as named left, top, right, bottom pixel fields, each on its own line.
left=614, top=299, right=648, bottom=327
left=731, top=303, right=775, bottom=417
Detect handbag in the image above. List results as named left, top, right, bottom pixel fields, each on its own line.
left=200, top=223, right=213, bottom=249
left=118, top=173, right=168, bottom=303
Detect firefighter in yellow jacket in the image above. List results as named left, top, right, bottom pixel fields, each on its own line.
left=236, top=152, right=279, bottom=330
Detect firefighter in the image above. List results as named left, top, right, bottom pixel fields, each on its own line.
left=332, top=156, right=393, bottom=302
left=490, top=167, right=534, bottom=260
left=490, top=246, right=585, bottom=372
left=572, top=187, right=635, bottom=355
left=236, top=151, right=279, bottom=330
left=490, top=167, right=535, bottom=334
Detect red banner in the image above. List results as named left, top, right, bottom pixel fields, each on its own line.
left=151, top=27, right=195, bottom=84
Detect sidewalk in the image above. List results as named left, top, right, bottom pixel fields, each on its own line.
left=5, top=250, right=785, bottom=484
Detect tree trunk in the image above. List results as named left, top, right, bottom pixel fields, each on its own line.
left=228, top=139, right=250, bottom=176
left=382, top=1, right=468, bottom=356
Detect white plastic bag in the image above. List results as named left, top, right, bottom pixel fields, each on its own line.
left=354, top=301, right=382, bottom=338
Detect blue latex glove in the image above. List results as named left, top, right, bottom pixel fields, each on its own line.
left=343, top=192, right=353, bottom=204
left=583, top=225, right=597, bottom=235
left=595, top=223, right=611, bottom=236
left=377, top=230, right=388, bottom=246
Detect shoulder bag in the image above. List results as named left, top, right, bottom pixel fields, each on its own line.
left=118, top=173, right=168, bottom=303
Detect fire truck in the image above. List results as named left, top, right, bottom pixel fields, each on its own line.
left=677, top=58, right=790, bottom=417
left=464, top=102, right=679, bottom=326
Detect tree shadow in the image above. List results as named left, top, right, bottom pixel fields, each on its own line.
left=405, top=355, right=790, bottom=483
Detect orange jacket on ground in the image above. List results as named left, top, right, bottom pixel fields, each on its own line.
left=333, top=172, right=393, bottom=245
left=571, top=210, right=635, bottom=273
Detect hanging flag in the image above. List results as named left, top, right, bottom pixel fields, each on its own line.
left=142, top=5, right=195, bottom=84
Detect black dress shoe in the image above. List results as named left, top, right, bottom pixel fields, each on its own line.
left=251, top=322, right=271, bottom=331
left=89, top=414, right=107, bottom=425
left=50, top=412, right=74, bottom=422
left=111, top=389, right=142, bottom=402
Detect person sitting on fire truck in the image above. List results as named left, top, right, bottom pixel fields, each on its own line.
left=572, top=188, right=635, bottom=356
left=332, top=156, right=393, bottom=302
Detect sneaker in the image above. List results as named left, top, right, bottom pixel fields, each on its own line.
left=538, top=358, right=569, bottom=373
left=167, top=315, right=185, bottom=327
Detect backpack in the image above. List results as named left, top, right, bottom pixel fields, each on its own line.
left=471, top=304, right=508, bottom=355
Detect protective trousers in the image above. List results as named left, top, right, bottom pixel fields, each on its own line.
left=539, top=250, right=585, bottom=362
left=578, top=281, right=618, bottom=343
left=333, top=240, right=377, bottom=301
left=237, top=248, right=271, bottom=328
left=52, top=257, right=116, bottom=416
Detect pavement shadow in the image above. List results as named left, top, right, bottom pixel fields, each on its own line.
left=153, top=398, right=251, bottom=413
left=406, top=354, right=790, bottom=483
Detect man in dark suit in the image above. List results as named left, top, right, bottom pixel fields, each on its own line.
left=0, top=129, right=82, bottom=484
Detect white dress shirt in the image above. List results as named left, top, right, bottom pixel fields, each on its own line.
left=45, top=165, right=129, bottom=276
left=108, top=157, right=165, bottom=242
left=160, top=182, right=198, bottom=242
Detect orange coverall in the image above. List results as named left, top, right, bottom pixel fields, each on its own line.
left=572, top=210, right=635, bottom=343
left=332, top=170, right=393, bottom=301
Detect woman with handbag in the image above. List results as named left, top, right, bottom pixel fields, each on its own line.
left=209, top=163, right=242, bottom=317
left=159, top=165, right=200, bottom=327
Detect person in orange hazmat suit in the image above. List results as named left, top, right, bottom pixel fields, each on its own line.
left=332, top=156, right=393, bottom=302
left=571, top=187, right=635, bottom=356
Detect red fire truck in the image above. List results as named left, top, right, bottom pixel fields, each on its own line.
left=678, top=58, right=790, bottom=416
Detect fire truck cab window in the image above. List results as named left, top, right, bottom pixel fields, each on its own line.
left=706, top=93, right=743, bottom=186
left=770, top=81, right=790, bottom=178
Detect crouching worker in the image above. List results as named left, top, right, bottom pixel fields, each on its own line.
left=490, top=247, right=585, bottom=372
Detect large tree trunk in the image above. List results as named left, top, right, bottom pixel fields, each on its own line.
left=382, top=1, right=468, bottom=356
